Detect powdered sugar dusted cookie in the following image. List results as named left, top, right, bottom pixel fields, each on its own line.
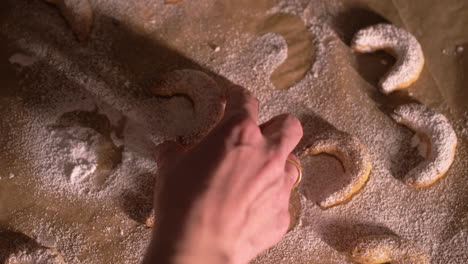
left=348, top=235, right=429, bottom=264
left=6, top=243, right=65, bottom=264
left=151, top=69, right=226, bottom=146
left=351, top=23, right=424, bottom=94
left=391, top=103, right=457, bottom=187
left=301, top=129, right=372, bottom=209
left=44, top=0, right=94, bottom=41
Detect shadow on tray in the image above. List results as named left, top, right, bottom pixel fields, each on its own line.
left=3, top=1, right=234, bottom=227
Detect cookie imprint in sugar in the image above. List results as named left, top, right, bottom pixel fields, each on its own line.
left=49, top=126, right=114, bottom=194
left=256, top=12, right=315, bottom=90
left=221, top=33, right=288, bottom=90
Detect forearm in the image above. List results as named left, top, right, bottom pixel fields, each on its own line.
left=143, top=215, right=233, bottom=264
left=143, top=237, right=231, bottom=264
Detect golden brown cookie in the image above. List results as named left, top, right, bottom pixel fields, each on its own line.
left=391, top=103, right=457, bottom=187
left=351, top=23, right=424, bottom=94
left=348, top=235, right=429, bottom=264
left=301, top=129, right=372, bottom=209
left=288, top=190, right=301, bottom=231
left=151, top=69, right=226, bottom=146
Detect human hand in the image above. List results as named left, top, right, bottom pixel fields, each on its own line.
left=143, top=85, right=303, bottom=264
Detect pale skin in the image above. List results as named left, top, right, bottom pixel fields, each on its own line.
left=143, top=85, right=303, bottom=264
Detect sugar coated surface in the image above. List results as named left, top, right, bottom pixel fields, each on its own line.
left=0, top=0, right=466, bottom=263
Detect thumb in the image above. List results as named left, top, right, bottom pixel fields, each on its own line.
left=154, top=140, right=186, bottom=171
left=153, top=140, right=186, bottom=218
left=284, top=153, right=301, bottom=189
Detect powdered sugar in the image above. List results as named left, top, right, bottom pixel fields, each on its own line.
left=411, top=133, right=429, bottom=158
left=9, top=53, right=38, bottom=67
left=1, top=0, right=466, bottom=263
left=391, top=103, right=458, bottom=187
left=218, top=32, right=288, bottom=92
left=7, top=245, right=65, bottom=264
left=351, top=23, right=425, bottom=94
left=300, top=129, right=372, bottom=209
left=151, top=69, right=226, bottom=146
left=47, top=126, right=104, bottom=193
left=348, top=235, right=429, bottom=264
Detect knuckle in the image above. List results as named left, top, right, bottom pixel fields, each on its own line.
left=238, top=117, right=257, bottom=130
left=229, top=86, right=258, bottom=110
left=246, top=95, right=259, bottom=108
left=224, top=114, right=260, bottom=143
left=236, top=118, right=258, bottom=137
left=282, top=114, right=303, bottom=136
left=266, top=115, right=303, bottom=152
left=223, top=112, right=249, bottom=131
left=266, top=148, right=282, bottom=161
left=262, top=155, right=284, bottom=177
left=268, top=151, right=284, bottom=167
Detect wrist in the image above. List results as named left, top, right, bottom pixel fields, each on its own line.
left=168, top=229, right=233, bottom=264
left=146, top=221, right=234, bottom=264
left=172, top=251, right=231, bottom=264
left=148, top=239, right=232, bottom=264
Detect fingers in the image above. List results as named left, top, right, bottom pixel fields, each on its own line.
left=210, top=85, right=262, bottom=146
left=154, top=140, right=186, bottom=171
left=222, top=85, right=259, bottom=122
left=261, top=114, right=303, bottom=160
left=274, top=153, right=300, bottom=209
left=284, top=153, right=301, bottom=189
left=266, top=153, right=300, bottom=220
left=153, top=141, right=186, bottom=217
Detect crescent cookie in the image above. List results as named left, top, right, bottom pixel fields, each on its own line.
left=391, top=103, right=457, bottom=187
left=288, top=190, right=301, bottom=231
left=43, top=0, right=94, bottom=41
left=6, top=243, right=65, bottom=264
left=301, top=129, right=372, bottom=209
left=348, top=235, right=429, bottom=264
left=151, top=69, right=226, bottom=146
left=351, top=23, right=424, bottom=94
